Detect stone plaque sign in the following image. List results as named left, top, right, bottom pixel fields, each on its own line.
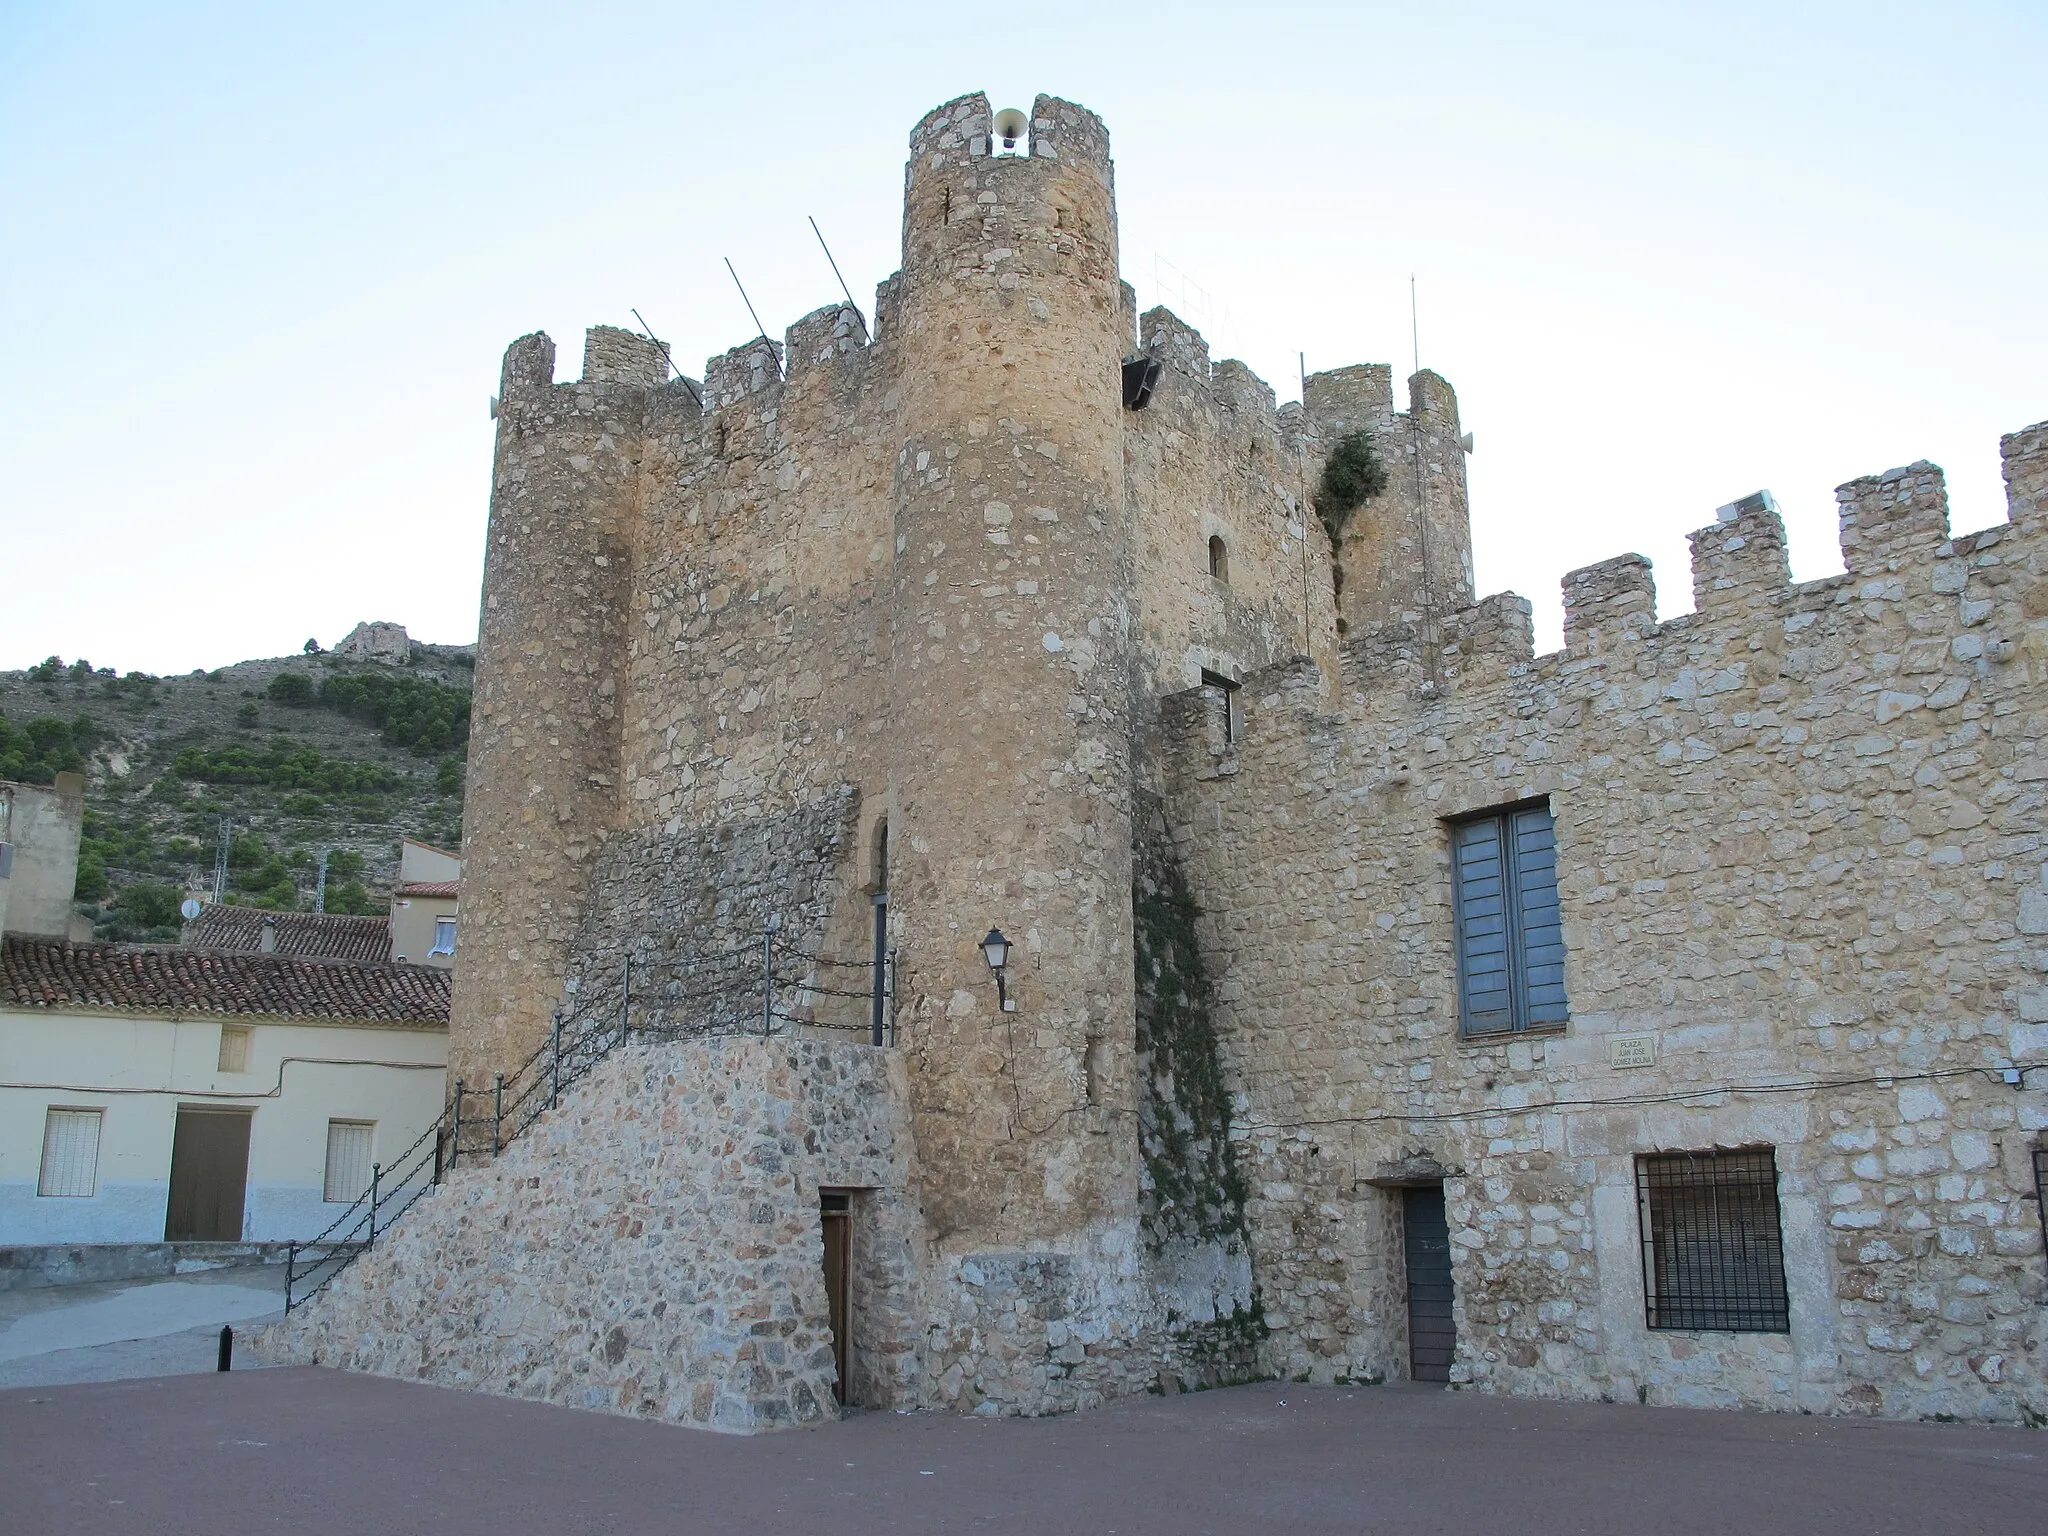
left=1609, top=1034, right=1658, bottom=1069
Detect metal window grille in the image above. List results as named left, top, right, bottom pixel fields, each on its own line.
left=2034, top=1145, right=2048, bottom=1264
left=324, top=1120, right=375, bottom=1204
left=38, top=1109, right=102, bottom=1198
left=1636, top=1148, right=1790, bottom=1332
left=1451, top=800, right=1569, bottom=1036
left=217, top=1025, right=251, bottom=1074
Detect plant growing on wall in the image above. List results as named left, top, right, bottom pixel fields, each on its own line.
left=1313, top=429, right=1389, bottom=547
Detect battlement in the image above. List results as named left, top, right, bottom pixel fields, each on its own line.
left=1284, top=420, right=2048, bottom=714
left=906, top=90, right=1112, bottom=185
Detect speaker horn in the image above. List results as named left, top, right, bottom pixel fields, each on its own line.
left=992, top=107, right=1028, bottom=150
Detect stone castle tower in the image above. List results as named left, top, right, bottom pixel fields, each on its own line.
left=283, top=91, right=1470, bottom=1420
left=277, top=89, right=2043, bottom=1430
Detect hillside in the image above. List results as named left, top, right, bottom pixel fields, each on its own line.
left=0, top=630, right=474, bottom=942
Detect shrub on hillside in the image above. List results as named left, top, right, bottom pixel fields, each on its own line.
left=117, top=882, right=187, bottom=931
left=0, top=712, right=98, bottom=783
left=173, top=741, right=399, bottom=795
left=317, top=672, right=471, bottom=755
left=267, top=672, right=314, bottom=707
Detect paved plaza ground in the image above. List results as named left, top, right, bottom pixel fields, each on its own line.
left=0, top=1264, right=284, bottom=1390
left=3, top=1366, right=2041, bottom=1535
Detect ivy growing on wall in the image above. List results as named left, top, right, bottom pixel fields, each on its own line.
left=1133, top=808, right=1249, bottom=1252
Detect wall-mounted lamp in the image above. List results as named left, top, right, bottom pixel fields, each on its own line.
left=982, top=926, right=1017, bottom=1012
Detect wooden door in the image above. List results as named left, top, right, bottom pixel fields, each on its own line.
left=1403, top=1184, right=1456, bottom=1383
left=821, top=1204, right=850, bottom=1405
left=165, top=1108, right=252, bottom=1241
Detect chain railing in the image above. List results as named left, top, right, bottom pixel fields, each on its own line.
left=283, top=925, right=895, bottom=1312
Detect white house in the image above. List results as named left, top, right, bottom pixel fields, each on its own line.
left=0, top=937, right=450, bottom=1243
left=0, top=774, right=452, bottom=1246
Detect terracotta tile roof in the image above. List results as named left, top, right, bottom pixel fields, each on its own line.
left=395, top=881, right=460, bottom=899
left=181, top=904, right=392, bottom=963
left=0, top=935, right=450, bottom=1024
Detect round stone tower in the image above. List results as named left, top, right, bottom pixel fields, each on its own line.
left=882, top=94, right=1143, bottom=1323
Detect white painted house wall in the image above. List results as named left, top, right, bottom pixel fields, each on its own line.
left=0, top=1010, right=447, bottom=1243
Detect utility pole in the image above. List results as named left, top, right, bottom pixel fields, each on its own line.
left=313, top=847, right=331, bottom=914
left=212, top=817, right=230, bottom=904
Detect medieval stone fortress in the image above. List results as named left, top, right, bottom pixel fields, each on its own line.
left=267, top=91, right=2048, bottom=1430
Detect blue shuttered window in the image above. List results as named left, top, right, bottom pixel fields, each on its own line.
left=1451, top=802, right=1569, bottom=1036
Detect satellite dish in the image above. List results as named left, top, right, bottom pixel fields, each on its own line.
left=180, top=898, right=202, bottom=921
left=992, top=107, right=1028, bottom=151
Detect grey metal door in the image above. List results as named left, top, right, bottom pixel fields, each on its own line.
left=1403, top=1184, right=1456, bottom=1383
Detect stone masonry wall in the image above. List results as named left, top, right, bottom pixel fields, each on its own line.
left=455, top=328, right=699, bottom=1084
left=558, top=787, right=862, bottom=1040
left=1159, top=423, right=2048, bottom=1422
left=1124, top=306, right=1340, bottom=706
left=263, top=1035, right=920, bottom=1429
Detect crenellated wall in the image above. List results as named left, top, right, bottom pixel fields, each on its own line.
left=1157, top=422, right=2048, bottom=1421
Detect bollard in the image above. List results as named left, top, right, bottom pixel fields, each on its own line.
left=217, top=1325, right=233, bottom=1372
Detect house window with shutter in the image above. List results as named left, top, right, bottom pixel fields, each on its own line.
left=324, top=1120, right=375, bottom=1203
left=1450, top=800, right=1568, bottom=1036
left=38, top=1108, right=103, bottom=1198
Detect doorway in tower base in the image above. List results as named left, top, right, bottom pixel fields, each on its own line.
left=1402, top=1184, right=1456, bottom=1383
left=820, top=1189, right=854, bottom=1406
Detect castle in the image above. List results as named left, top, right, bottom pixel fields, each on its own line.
left=268, top=92, right=2048, bottom=1428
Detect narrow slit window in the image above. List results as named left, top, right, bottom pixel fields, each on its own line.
left=38, top=1108, right=102, bottom=1198
left=1636, top=1148, right=1790, bottom=1332
left=324, top=1120, right=375, bottom=1204
left=1450, top=800, right=1568, bottom=1036
left=1207, top=534, right=1230, bottom=583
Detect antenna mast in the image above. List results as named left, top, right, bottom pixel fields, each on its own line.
left=723, top=259, right=782, bottom=376
left=212, top=816, right=230, bottom=904
left=808, top=217, right=870, bottom=340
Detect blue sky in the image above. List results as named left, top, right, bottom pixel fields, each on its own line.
left=2, top=1, right=2042, bottom=672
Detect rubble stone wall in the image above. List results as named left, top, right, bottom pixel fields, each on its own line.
left=262, top=1035, right=920, bottom=1430
left=1160, top=426, right=2048, bottom=1422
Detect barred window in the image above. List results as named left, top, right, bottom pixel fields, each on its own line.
left=39, top=1108, right=103, bottom=1198
left=2033, top=1143, right=2048, bottom=1264
left=324, top=1120, right=375, bottom=1204
left=1450, top=801, right=1568, bottom=1036
left=1636, top=1148, right=1790, bottom=1332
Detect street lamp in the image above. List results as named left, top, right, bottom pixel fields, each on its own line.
left=982, top=927, right=1017, bottom=1012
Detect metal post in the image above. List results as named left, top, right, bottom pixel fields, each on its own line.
left=367, top=1162, right=380, bottom=1246
left=217, top=1325, right=233, bottom=1372
left=450, top=1079, right=463, bottom=1169
left=550, top=1009, right=563, bottom=1109
left=621, top=954, right=632, bottom=1048
left=887, top=947, right=898, bottom=1046
left=493, top=1073, right=504, bottom=1156
left=762, top=923, right=774, bottom=1036
left=870, top=894, right=887, bottom=1047
left=433, top=1126, right=444, bottom=1186
left=284, top=1242, right=296, bottom=1312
